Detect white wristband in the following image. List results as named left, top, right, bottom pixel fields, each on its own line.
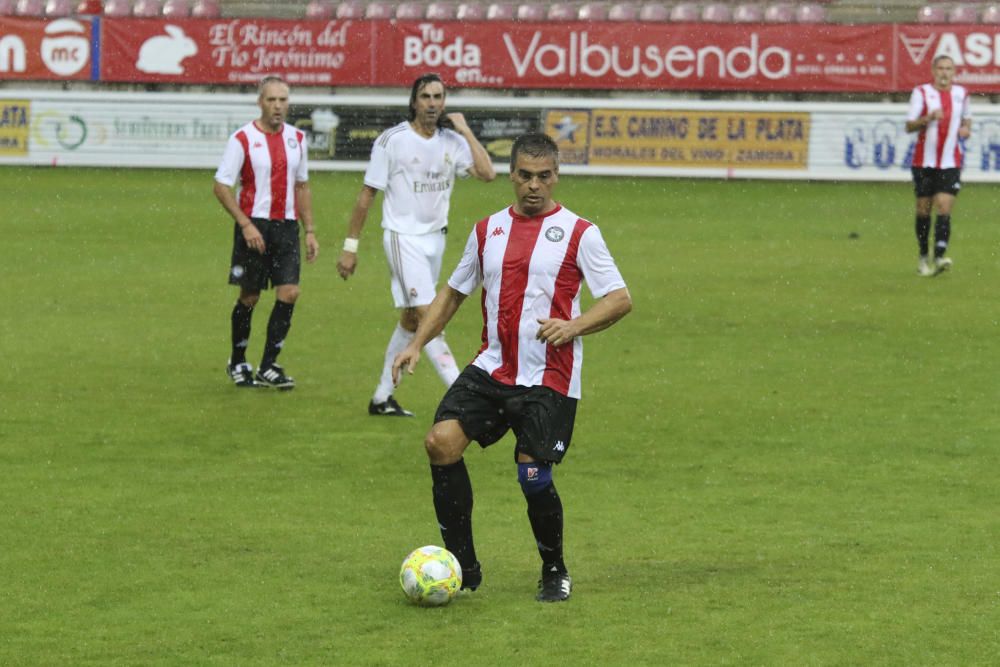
left=343, top=237, right=359, bottom=253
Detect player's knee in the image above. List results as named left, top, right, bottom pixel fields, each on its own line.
left=401, top=308, right=420, bottom=332
left=239, top=292, right=260, bottom=308
left=424, top=425, right=462, bottom=465
left=276, top=285, right=300, bottom=303
left=517, top=461, right=553, bottom=496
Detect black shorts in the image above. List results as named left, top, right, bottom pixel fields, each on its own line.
left=228, top=218, right=301, bottom=290
left=434, top=366, right=578, bottom=463
left=912, top=167, right=962, bottom=198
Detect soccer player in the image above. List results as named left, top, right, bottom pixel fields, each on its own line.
left=214, top=75, right=319, bottom=389
left=905, top=54, right=971, bottom=277
left=391, top=133, right=632, bottom=602
left=336, top=73, right=496, bottom=417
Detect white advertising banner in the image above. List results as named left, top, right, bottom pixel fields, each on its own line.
left=3, top=90, right=1000, bottom=182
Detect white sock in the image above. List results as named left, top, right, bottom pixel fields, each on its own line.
left=424, top=333, right=460, bottom=387
left=373, top=324, right=415, bottom=403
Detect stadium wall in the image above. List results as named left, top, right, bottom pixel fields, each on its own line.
left=4, top=90, right=1000, bottom=182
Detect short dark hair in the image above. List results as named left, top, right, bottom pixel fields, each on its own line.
left=932, top=54, right=954, bottom=67
left=510, top=133, right=559, bottom=171
left=408, top=73, right=446, bottom=121
left=258, top=75, right=289, bottom=98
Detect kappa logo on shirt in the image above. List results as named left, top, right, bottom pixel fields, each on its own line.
left=490, top=226, right=505, bottom=238
left=253, top=142, right=263, bottom=149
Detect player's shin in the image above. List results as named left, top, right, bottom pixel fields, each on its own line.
left=519, top=462, right=567, bottom=575
left=430, top=459, right=480, bottom=585
left=424, top=333, right=460, bottom=386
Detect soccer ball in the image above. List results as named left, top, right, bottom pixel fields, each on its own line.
left=399, top=545, right=463, bottom=606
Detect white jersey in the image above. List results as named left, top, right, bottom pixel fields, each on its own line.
left=448, top=204, right=627, bottom=399
left=215, top=121, right=308, bottom=220
left=364, top=121, right=474, bottom=236
left=907, top=83, right=971, bottom=169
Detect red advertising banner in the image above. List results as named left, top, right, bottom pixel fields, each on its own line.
left=100, top=18, right=373, bottom=85
left=0, top=17, right=94, bottom=81
left=0, top=17, right=990, bottom=93
left=374, top=21, right=896, bottom=92
left=895, top=24, right=1000, bottom=90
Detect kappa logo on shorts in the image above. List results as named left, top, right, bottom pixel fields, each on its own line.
left=554, top=440, right=565, bottom=452
left=545, top=227, right=565, bottom=242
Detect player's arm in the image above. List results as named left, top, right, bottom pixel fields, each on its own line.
left=295, top=180, right=318, bottom=263
left=213, top=179, right=265, bottom=254
left=336, top=184, right=378, bottom=279
left=392, top=285, right=468, bottom=383
left=536, top=287, right=632, bottom=348
left=446, top=112, right=496, bottom=182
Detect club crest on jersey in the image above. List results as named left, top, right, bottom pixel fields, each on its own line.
left=287, top=138, right=298, bottom=149
left=545, top=227, right=565, bottom=242
left=409, top=288, right=418, bottom=298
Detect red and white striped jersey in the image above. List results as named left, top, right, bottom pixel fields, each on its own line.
left=214, top=121, right=309, bottom=220
left=448, top=204, right=627, bottom=399
left=907, top=83, right=971, bottom=169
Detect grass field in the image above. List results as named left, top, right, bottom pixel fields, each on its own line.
left=2, top=165, right=999, bottom=665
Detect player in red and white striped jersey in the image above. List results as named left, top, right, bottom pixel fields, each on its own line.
left=213, top=76, right=319, bottom=389
left=392, top=134, right=632, bottom=602
left=905, top=55, right=971, bottom=277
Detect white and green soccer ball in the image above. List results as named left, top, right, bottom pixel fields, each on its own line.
left=399, top=545, right=463, bottom=606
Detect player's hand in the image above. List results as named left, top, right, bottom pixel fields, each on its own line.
left=392, top=347, right=421, bottom=385
left=929, top=110, right=944, bottom=122
left=305, top=233, right=319, bottom=263
left=336, top=251, right=357, bottom=279
left=959, top=126, right=971, bottom=139
left=241, top=223, right=265, bottom=254
left=536, top=318, right=575, bottom=347
left=446, top=112, right=470, bottom=133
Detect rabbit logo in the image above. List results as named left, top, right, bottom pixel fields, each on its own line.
left=136, top=25, right=197, bottom=75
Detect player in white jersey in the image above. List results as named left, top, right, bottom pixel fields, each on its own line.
left=213, top=76, right=319, bottom=389
left=392, top=133, right=632, bottom=602
left=905, top=55, right=971, bottom=277
left=336, top=73, right=496, bottom=416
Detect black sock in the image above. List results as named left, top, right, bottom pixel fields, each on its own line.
left=260, top=300, right=294, bottom=369
left=230, top=301, right=254, bottom=365
left=915, top=214, right=931, bottom=257
left=525, top=483, right=566, bottom=575
left=430, top=459, right=478, bottom=570
left=934, top=214, right=951, bottom=258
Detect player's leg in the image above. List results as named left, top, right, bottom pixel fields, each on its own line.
left=227, top=220, right=265, bottom=386
left=369, top=231, right=427, bottom=415
left=428, top=367, right=511, bottom=590
left=913, top=169, right=934, bottom=276
left=931, top=172, right=959, bottom=273
left=510, top=388, right=578, bottom=602
left=256, top=221, right=300, bottom=389
left=426, top=420, right=480, bottom=588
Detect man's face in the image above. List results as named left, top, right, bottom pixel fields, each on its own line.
left=412, top=81, right=446, bottom=127
left=933, top=58, right=955, bottom=89
left=511, top=152, right=559, bottom=217
left=258, top=81, right=290, bottom=131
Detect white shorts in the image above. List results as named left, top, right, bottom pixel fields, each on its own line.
left=382, top=229, right=447, bottom=308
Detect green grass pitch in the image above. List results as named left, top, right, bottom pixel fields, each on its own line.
left=2, top=165, right=999, bottom=664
